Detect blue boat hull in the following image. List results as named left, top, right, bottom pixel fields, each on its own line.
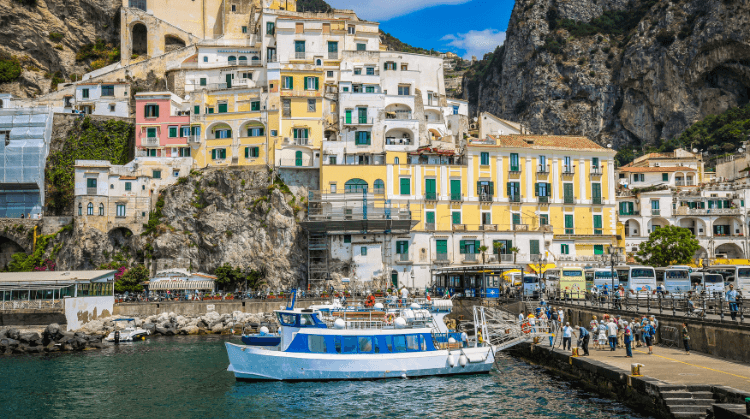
left=241, top=335, right=281, bottom=347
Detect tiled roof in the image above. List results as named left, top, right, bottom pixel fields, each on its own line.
left=480, top=135, right=612, bottom=152
left=618, top=166, right=696, bottom=173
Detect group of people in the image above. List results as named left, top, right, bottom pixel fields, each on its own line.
left=518, top=305, right=565, bottom=333
left=559, top=314, right=661, bottom=358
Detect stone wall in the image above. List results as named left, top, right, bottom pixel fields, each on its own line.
left=64, top=296, right=114, bottom=331
left=113, top=299, right=321, bottom=317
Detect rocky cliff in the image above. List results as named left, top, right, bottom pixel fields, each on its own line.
left=463, top=0, right=750, bottom=148
left=53, top=167, right=309, bottom=288
left=0, top=0, right=120, bottom=97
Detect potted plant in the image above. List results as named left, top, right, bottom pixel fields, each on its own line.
left=374, top=289, right=383, bottom=297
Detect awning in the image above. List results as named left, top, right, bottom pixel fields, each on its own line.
left=148, top=280, right=215, bottom=290
left=527, top=263, right=556, bottom=274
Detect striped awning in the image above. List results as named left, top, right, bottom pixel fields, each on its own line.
left=148, top=280, right=215, bottom=290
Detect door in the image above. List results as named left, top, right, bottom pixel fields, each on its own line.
left=450, top=179, right=461, bottom=199
left=295, top=151, right=302, bottom=167
left=426, top=211, right=435, bottom=224
left=226, top=74, right=232, bottom=89
left=391, top=272, right=398, bottom=289
left=345, top=109, right=352, bottom=124
left=358, top=107, right=367, bottom=124
left=425, top=178, right=436, bottom=200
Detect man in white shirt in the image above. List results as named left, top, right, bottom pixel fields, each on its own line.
left=562, top=322, right=573, bottom=350
left=400, top=286, right=409, bottom=301
left=607, top=320, right=618, bottom=351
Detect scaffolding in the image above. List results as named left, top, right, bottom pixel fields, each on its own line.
left=302, top=190, right=419, bottom=285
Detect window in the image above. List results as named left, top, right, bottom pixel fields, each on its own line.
left=398, top=85, right=410, bottom=96
left=355, top=131, right=371, bottom=145
left=144, top=104, right=159, bottom=118
left=199, top=78, right=206, bottom=87
left=116, top=204, right=126, bottom=217
left=510, top=153, right=520, bottom=171
left=563, top=183, right=574, bottom=203
left=250, top=101, right=260, bottom=111
left=633, top=174, right=645, bottom=182
left=211, top=148, right=227, bottom=160
left=327, top=71, right=334, bottom=77
left=592, top=183, right=602, bottom=203
left=218, top=102, right=228, bottom=113
left=191, top=125, right=201, bottom=137
left=348, top=25, right=355, bottom=35
left=535, top=182, right=549, bottom=197
left=651, top=199, right=660, bottom=210
left=564, top=214, right=574, bottom=234
left=365, top=85, right=375, bottom=93
left=328, top=156, right=337, bottom=165
left=366, top=67, right=375, bottom=75
left=344, top=179, right=368, bottom=193
left=436, top=239, right=447, bottom=255
left=512, top=213, right=521, bottom=226
left=426, top=211, right=436, bottom=225
left=295, top=22, right=304, bottom=33
left=594, top=245, right=604, bottom=255
left=271, top=130, right=277, bottom=136
left=530, top=240, right=540, bottom=256
left=146, top=128, right=157, bottom=139
left=293, top=128, right=309, bottom=142
left=561, top=244, right=570, bottom=255
left=592, top=157, right=599, bottom=168
left=266, top=21, right=275, bottom=35
left=506, top=181, right=520, bottom=200
left=101, top=85, right=114, bottom=96
left=459, top=240, right=480, bottom=254
left=384, top=62, right=397, bottom=71
left=82, top=88, right=89, bottom=99
left=308, top=335, right=326, bottom=353
left=477, top=181, right=494, bottom=197
left=481, top=212, right=492, bottom=225
left=539, top=214, right=549, bottom=225
left=539, top=155, right=547, bottom=168
left=231, top=4, right=236, bottom=11
left=480, top=152, right=490, bottom=165
left=245, top=147, right=259, bottom=158
left=453, top=105, right=459, bottom=115
left=98, top=203, right=104, bottom=216
left=563, top=156, right=572, bottom=172
left=662, top=173, right=669, bottom=181
left=125, top=182, right=131, bottom=191
left=203, top=56, right=208, bottom=63
left=78, top=203, right=82, bottom=216
left=283, top=76, right=293, bottom=89
left=425, top=178, right=436, bottom=200
left=87, top=203, right=94, bottom=215
left=361, top=247, right=367, bottom=256
left=247, top=126, right=264, bottom=137
left=168, top=126, right=178, bottom=138
left=356, top=43, right=366, bottom=51
left=152, top=170, right=161, bottom=179
left=396, top=241, right=409, bottom=254
left=308, top=99, right=316, bottom=112
left=399, top=178, right=411, bottom=195
left=354, top=68, right=362, bottom=75
left=147, top=149, right=157, bottom=157
left=86, top=178, right=97, bottom=188
left=214, top=128, right=232, bottom=139
left=180, top=126, right=190, bottom=137
left=594, top=215, right=603, bottom=235
left=452, top=211, right=461, bottom=225
left=179, top=148, right=191, bottom=157
left=342, top=87, right=349, bottom=92
left=305, top=77, right=319, bottom=91
left=295, top=40, right=305, bottom=56
left=242, top=26, right=247, bottom=34
left=450, top=179, right=461, bottom=200
left=344, top=235, right=352, bottom=244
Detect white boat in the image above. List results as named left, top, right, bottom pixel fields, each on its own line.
left=105, top=318, right=150, bottom=342
left=225, top=297, right=498, bottom=381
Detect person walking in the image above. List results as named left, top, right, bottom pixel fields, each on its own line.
left=632, top=318, right=642, bottom=347
left=682, top=322, right=690, bottom=355
left=643, top=321, right=655, bottom=355
left=616, top=315, right=625, bottom=348
left=577, top=324, right=590, bottom=356
left=562, top=322, right=573, bottom=351
left=623, top=321, right=633, bottom=358
left=607, top=318, right=618, bottom=351
left=727, top=284, right=739, bottom=321
left=550, top=307, right=558, bottom=331
left=597, top=320, right=607, bottom=350
left=649, top=315, right=659, bottom=344
left=558, top=309, right=564, bottom=326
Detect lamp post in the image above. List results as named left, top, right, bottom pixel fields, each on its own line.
left=608, top=246, right=623, bottom=308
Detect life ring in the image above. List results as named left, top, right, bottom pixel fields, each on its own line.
left=364, top=295, right=375, bottom=308
left=385, top=313, right=396, bottom=324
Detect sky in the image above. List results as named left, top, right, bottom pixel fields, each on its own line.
left=325, top=0, right=516, bottom=59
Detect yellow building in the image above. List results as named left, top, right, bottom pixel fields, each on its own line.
left=191, top=88, right=277, bottom=168
left=275, top=68, right=325, bottom=167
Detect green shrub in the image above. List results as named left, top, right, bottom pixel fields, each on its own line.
left=0, top=53, right=22, bottom=83
left=48, top=32, right=63, bottom=42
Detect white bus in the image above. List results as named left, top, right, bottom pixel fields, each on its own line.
left=522, top=274, right=542, bottom=298
left=615, top=265, right=656, bottom=295
left=690, top=272, right=725, bottom=295
left=705, top=265, right=750, bottom=294
left=656, top=267, right=691, bottom=295
left=584, top=268, right=618, bottom=292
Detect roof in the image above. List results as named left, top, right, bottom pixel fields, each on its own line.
left=0, top=270, right=116, bottom=283
left=149, top=280, right=215, bottom=290
left=476, top=135, right=612, bottom=152
left=618, top=166, right=696, bottom=173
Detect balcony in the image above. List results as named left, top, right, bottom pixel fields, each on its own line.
left=141, top=137, right=159, bottom=146
left=188, top=135, right=201, bottom=144
left=435, top=253, right=449, bottom=263
left=675, top=207, right=741, bottom=216
left=509, top=194, right=521, bottom=203
left=463, top=253, right=477, bottom=263
left=450, top=193, right=463, bottom=202
left=424, top=222, right=436, bottom=231
left=564, top=195, right=574, bottom=204
left=537, top=165, right=550, bottom=174
left=538, top=196, right=549, bottom=204
left=452, top=224, right=466, bottom=231
left=509, top=166, right=521, bottom=174
left=278, top=159, right=315, bottom=168
left=651, top=209, right=661, bottom=216
left=675, top=180, right=695, bottom=186
left=479, top=194, right=493, bottom=202
left=424, top=192, right=438, bottom=201
left=386, top=110, right=414, bottom=120
left=385, top=138, right=413, bottom=146
left=267, top=55, right=278, bottom=63
left=480, top=224, right=497, bottom=231
left=86, top=187, right=97, bottom=195
left=513, top=224, right=529, bottom=232
left=397, top=253, right=410, bottom=262
left=592, top=196, right=603, bottom=205
left=343, top=117, right=374, bottom=126
left=562, top=167, right=575, bottom=176
left=498, top=254, right=514, bottom=263
left=293, top=138, right=310, bottom=146
left=591, top=167, right=603, bottom=176
left=294, top=52, right=307, bottom=60
left=328, top=51, right=339, bottom=60
left=619, top=210, right=639, bottom=216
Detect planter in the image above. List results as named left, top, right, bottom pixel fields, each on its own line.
left=374, top=293, right=383, bottom=297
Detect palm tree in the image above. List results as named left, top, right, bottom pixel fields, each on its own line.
left=509, top=246, right=520, bottom=264
left=478, top=245, right=489, bottom=264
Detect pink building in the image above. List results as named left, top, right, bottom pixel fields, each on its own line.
left=135, top=92, right=192, bottom=158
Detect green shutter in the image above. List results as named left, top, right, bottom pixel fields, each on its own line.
left=426, top=211, right=435, bottom=223
left=459, top=240, right=466, bottom=254
left=155, top=105, right=159, bottom=117
left=289, top=76, right=293, bottom=90
left=592, top=183, right=601, bottom=198
left=425, top=179, right=436, bottom=194
left=512, top=213, right=521, bottom=225
left=218, top=103, right=227, bottom=113
left=506, top=182, right=511, bottom=197
left=564, top=183, right=574, bottom=202
left=475, top=240, right=481, bottom=254
left=211, top=149, right=216, bottom=159
left=436, top=240, right=447, bottom=254
left=345, top=109, right=352, bottom=124
left=245, top=147, right=249, bottom=158
left=530, top=240, right=540, bottom=255
left=450, top=179, right=460, bottom=195
left=594, top=245, right=604, bottom=255
left=169, top=127, right=177, bottom=137
left=194, top=105, right=199, bottom=115
left=535, top=183, right=540, bottom=197
left=489, top=182, right=494, bottom=196
left=476, top=181, right=482, bottom=195
left=315, top=77, right=319, bottom=90
left=400, top=178, right=410, bottom=195
left=452, top=211, right=461, bottom=224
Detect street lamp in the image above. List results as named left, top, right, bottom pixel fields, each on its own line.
left=608, top=246, right=623, bottom=306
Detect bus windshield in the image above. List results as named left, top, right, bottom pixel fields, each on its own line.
left=738, top=268, right=750, bottom=278
left=595, top=271, right=613, bottom=279
left=632, top=269, right=654, bottom=278
left=665, top=270, right=689, bottom=280
left=523, top=276, right=538, bottom=284
left=705, top=274, right=724, bottom=283
left=616, top=270, right=629, bottom=282
left=562, top=270, right=581, bottom=277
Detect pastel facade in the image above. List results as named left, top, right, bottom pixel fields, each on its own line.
left=134, top=92, right=192, bottom=158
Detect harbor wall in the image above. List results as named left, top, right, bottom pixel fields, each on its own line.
left=0, top=309, right=66, bottom=327
left=112, top=300, right=322, bottom=317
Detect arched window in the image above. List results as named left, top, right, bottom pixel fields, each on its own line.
left=87, top=203, right=94, bottom=215
left=374, top=179, right=385, bottom=194
left=99, top=203, right=105, bottom=216
left=316, top=59, right=322, bottom=66
left=239, top=56, right=247, bottom=62
left=345, top=178, right=368, bottom=194
left=228, top=55, right=237, bottom=64
left=78, top=203, right=82, bottom=216
left=394, top=157, right=399, bottom=165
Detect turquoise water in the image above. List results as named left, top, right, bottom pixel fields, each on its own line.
left=0, top=335, right=652, bottom=419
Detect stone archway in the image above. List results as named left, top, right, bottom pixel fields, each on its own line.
left=132, top=23, right=148, bottom=56
left=164, top=35, right=186, bottom=53
left=716, top=243, right=744, bottom=259
left=0, top=236, right=25, bottom=269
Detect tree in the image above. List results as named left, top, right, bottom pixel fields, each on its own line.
left=115, top=265, right=148, bottom=293
left=509, top=247, right=520, bottom=264
left=215, top=263, right=264, bottom=291
left=635, top=226, right=700, bottom=267
left=478, top=245, right=489, bottom=264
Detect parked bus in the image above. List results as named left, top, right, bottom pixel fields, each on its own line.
left=655, top=267, right=691, bottom=295
left=705, top=265, right=750, bottom=293
left=584, top=268, right=618, bottom=292
left=522, top=274, right=543, bottom=298
left=548, top=267, right=585, bottom=298
left=615, top=265, right=656, bottom=295
left=690, top=271, right=725, bottom=295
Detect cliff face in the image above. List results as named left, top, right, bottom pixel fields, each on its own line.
left=465, top=0, right=750, bottom=148
left=54, top=168, right=309, bottom=287
left=0, top=0, right=120, bottom=97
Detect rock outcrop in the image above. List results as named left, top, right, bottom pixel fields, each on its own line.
left=0, top=323, right=103, bottom=354
left=464, top=0, right=750, bottom=148
left=77, top=311, right=278, bottom=336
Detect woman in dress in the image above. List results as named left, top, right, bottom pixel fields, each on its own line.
left=597, top=320, right=608, bottom=350
left=589, top=316, right=599, bottom=349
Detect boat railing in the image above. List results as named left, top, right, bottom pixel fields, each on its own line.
left=431, top=331, right=464, bottom=350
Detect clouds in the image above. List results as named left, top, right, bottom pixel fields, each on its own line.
left=325, top=0, right=471, bottom=21
left=442, top=29, right=506, bottom=60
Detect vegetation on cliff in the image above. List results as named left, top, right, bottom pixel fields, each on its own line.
left=45, top=117, right=133, bottom=215
left=0, top=52, right=22, bottom=84
left=5, top=225, right=70, bottom=272
left=296, top=0, right=332, bottom=13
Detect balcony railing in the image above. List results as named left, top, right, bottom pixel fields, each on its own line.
left=592, top=196, right=603, bottom=205
left=591, top=167, right=603, bottom=176
left=386, top=110, right=414, bottom=120
left=651, top=209, right=661, bottom=216
left=537, top=165, right=550, bottom=174
left=564, top=195, right=574, bottom=204
left=509, top=166, right=521, bottom=174
left=450, top=193, right=463, bottom=202
left=435, top=253, right=448, bottom=261
left=425, top=192, right=438, bottom=201
left=343, top=117, right=374, bottom=125
left=278, top=159, right=315, bottom=167
left=480, top=224, right=497, bottom=231
left=464, top=253, right=477, bottom=263
left=620, top=210, right=639, bottom=216
left=294, top=52, right=307, bottom=60
left=498, top=254, right=514, bottom=263
left=675, top=180, right=695, bottom=186
left=328, top=51, right=339, bottom=60
left=293, top=138, right=310, bottom=146
left=398, top=253, right=409, bottom=262
left=424, top=222, right=436, bottom=231
left=385, top=138, right=413, bottom=146
left=509, top=194, right=521, bottom=203
left=188, top=135, right=201, bottom=144
left=562, top=167, right=575, bottom=175
left=675, top=207, right=741, bottom=216
left=141, top=138, right=159, bottom=146
left=538, top=196, right=549, bottom=204
left=513, top=224, right=529, bottom=232
left=452, top=224, right=466, bottom=231
left=479, top=194, right=493, bottom=202
left=86, top=187, right=97, bottom=195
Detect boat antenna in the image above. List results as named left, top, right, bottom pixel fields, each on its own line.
left=287, top=288, right=297, bottom=310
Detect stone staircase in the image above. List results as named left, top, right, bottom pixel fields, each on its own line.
left=660, top=385, right=716, bottom=419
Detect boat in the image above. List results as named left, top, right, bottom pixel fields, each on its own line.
left=225, top=292, right=498, bottom=381
left=104, top=318, right=150, bottom=342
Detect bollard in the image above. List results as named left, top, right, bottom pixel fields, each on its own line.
left=631, top=363, right=644, bottom=376
left=114, top=330, right=120, bottom=345
left=572, top=347, right=579, bottom=357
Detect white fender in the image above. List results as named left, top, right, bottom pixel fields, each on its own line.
left=447, top=353, right=455, bottom=367
left=459, top=354, right=468, bottom=368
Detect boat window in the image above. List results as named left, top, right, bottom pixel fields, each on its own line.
left=406, top=335, right=420, bottom=351
left=278, top=313, right=296, bottom=326
left=380, top=336, right=393, bottom=353
left=337, top=336, right=357, bottom=354
left=308, top=335, right=326, bottom=353
left=358, top=336, right=373, bottom=353
left=300, top=314, right=315, bottom=326
left=393, top=335, right=407, bottom=352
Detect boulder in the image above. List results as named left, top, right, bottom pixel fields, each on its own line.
left=210, top=323, right=225, bottom=334
left=7, top=328, right=20, bottom=341
left=154, top=326, right=168, bottom=335
left=180, top=325, right=200, bottom=335
left=143, top=323, right=156, bottom=333
left=18, top=332, right=40, bottom=344
left=44, top=323, right=62, bottom=341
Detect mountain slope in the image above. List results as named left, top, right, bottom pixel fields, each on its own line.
left=462, top=0, right=750, bottom=151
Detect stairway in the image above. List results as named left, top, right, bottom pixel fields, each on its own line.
left=660, top=385, right=716, bottom=419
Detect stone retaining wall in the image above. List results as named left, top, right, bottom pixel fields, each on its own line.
left=113, top=299, right=322, bottom=317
